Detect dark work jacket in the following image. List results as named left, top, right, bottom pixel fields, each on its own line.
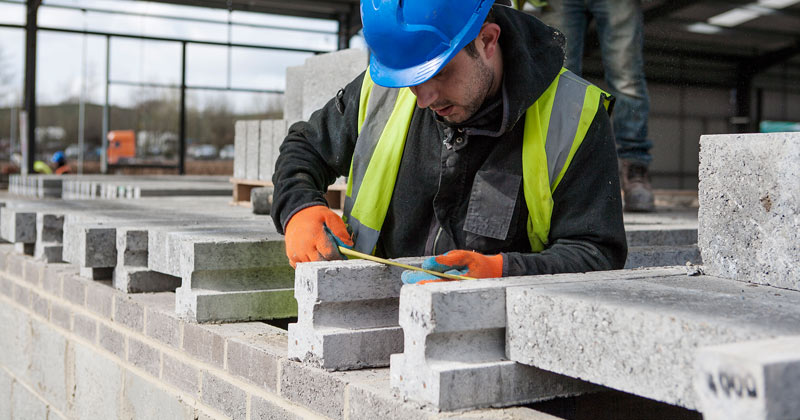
left=272, top=5, right=627, bottom=276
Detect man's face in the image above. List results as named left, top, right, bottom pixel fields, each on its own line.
left=409, top=47, right=495, bottom=124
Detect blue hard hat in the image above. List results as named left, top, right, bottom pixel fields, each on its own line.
left=51, top=151, right=65, bottom=164
left=361, top=0, right=494, bottom=88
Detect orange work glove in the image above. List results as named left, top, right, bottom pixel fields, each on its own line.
left=284, top=205, right=354, bottom=268
left=401, top=250, right=503, bottom=285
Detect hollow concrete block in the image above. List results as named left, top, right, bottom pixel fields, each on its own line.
left=698, top=133, right=800, bottom=291
left=0, top=208, right=36, bottom=244
left=694, top=336, right=800, bottom=420
left=505, top=272, right=800, bottom=410
left=35, top=213, right=64, bottom=263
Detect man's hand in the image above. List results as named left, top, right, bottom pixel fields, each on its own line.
left=401, top=250, right=503, bottom=285
left=284, top=205, right=354, bottom=268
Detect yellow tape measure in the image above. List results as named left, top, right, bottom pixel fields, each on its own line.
left=337, top=246, right=475, bottom=281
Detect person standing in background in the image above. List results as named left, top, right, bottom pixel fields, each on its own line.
left=530, top=0, right=655, bottom=212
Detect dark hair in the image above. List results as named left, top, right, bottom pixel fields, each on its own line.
left=463, top=8, right=497, bottom=58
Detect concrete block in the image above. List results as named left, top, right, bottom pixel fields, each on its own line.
left=98, top=323, right=126, bottom=359
left=62, top=217, right=116, bottom=269
left=245, top=120, right=261, bottom=180
left=80, top=266, right=113, bottom=280
left=13, top=282, right=30, bottom=307
left=35, top=213, right=64, bottom=262
left=694, top=336, right=800, bottom=420
left=14, top=242, right=33, bottom=255
left=698, top=133, right=800, bottom=290
left=0, top=275, right=11, bottom=298
left=29, top=319, right=68, bottom=412
left=251, top=186, right=273, bottom=215
left=86, top=281, right=115, bottom=319
left=624, top=245, right=701, bottom=269
left=145, top=308, right=181, bottom=348
left=226, top=338, right=279, bottom=392
left=114, top=267, right=181, bottom=293
left=0, top=208, right=36, bottom=243
left=279, top=360, right=346, bottom=419
left=49, top=302, right=72, bottom=331
left=284, top=65, right=305, bottom=125
left=505, top=273, right=800, bottom=410
left=42, top=263, right=76, bottom=296
left=73, top=342, right=122, bottom=420
left=12, top=381, right=49, bottom=420
left=62, top=275, right=87, bottom=306
left=288, top=258, right=417, bottom=371
left=30, top=291, right=49, bottom=318
left=175, top=286, right=296, bottom=323
left=258, top=120, right=274, bottom=182
left=128, top=337, right=161, bottom=377
left=0, top=302, right=31, bottom=379
left=23, top=259, right=42, bottom=285
left=162, top=352, right=199, bottom=395
left=392, top=273, right=602, bottom=411
left=122, top=372, right=192, bottom=420
left=6, top=253, right=24, bottom=278
left=234, top=120, right=247, bottom=179
left=301, top=48, right=368, bottom=121
left=250, top=395, right=305, bottom=420
left=182, top=323, right=225, bottom=367
left=115, top=295, right=145, bottom=331
left=73, top=312, right=97, bottom=342
left=201, top=372, right=247, bottom=420
left=272, top=119, right=288, bottom=168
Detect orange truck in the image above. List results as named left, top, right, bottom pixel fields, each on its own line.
left=107, top=130, right=136, bottom=164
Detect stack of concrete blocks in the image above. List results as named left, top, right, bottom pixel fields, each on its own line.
left=625, top=223, right=701, bottom=268
left=58, top=175, right=231, bottom=200
left=8, top=174, right=63, bottom=199
left=502, top=133, right=800, bottom=419
left=148, top=225, right=297, bottom=323
left=232, top=48, right=369, bottom=184
left=288, top=259, right=415, bottom=370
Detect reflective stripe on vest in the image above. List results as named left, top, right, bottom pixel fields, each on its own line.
left=345, top=68, right=610, bottom=254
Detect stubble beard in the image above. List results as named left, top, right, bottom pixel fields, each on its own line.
left=441, top=57, right=495, bottom=124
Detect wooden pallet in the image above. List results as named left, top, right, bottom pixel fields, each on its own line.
left=229, top=178, right=347, bottom=211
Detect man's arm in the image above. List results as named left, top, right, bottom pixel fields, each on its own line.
left=503, top=106, right=628, bottom=276
left=271, top=72, right=366, bottom=234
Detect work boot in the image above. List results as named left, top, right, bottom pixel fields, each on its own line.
left=620, top=160, right=655, bottom=212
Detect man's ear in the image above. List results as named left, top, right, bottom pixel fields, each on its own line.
left=477, top=23, right=502, bottom=59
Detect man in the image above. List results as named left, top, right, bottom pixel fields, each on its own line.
left=272, top=0, right=627, bottom=283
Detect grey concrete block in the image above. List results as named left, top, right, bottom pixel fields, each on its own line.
left=12, top=381, right=49, bottom=420
left=505, top=273, right=800, bottom=410
left=13, top=283, right=30, bottom=307
left=272, top=119, right=288, bottom=169
left=145, top=308, right=181, bottom=348
left=74, top=342, right=122, bottom=420
left=14, top=242, right=34, bottom=255
left=80, top=266, right=113, bottom=280
left=98, top=323, right=126, bottom=359
left=250, top=395, right=305, bottom=420
left=284, top=65, right=305, bottom=125
left=226, top=338, right=279, bottom=392
left=694, top=336, right=800, bottom=420
left=113, top=267, right=181, bottom=293
left=0, top=275, right=11, bottom=298
left=128, top=337, right=161, bottom=377
left=625, top=245, right=701, bottom=269
left=201, top=372, right=247, bottom=420
left=279, top=360, right=346, bottom=419
left=251, top=186, right=273, bottom=215
left=73, top=312, right=97, bottom=342
left=42, top=263, right=76, bottom=296
left=62, top=218, right=116, bottom=268
left=23, top=259, right=42, bottom=285
left=49, top=302, right=72, bottom=331
left=86, top=281, right=115, bottom=319
left=62, top=275, right=87, bottom=305
left=117, top=228, right=148, bottom=267
left=0, top=302, right=31, bottom=380
left=175, top=286, right=296, bottom=323
left=30, top=291, right=49, bottom=318
left=392, top=273, right=601, bottom=411
left=115, top=295, right=145, bottom=331
left=245, top=120, right=261, bottom=180
left=35, top=213, right=64, bottom=262
left=698, top=133, right=800, bottom=290
left=0, top=209, right=36, bottom=243
left=28, top=319, right=68, bottom=412
left=162, top=352, right=199, bottom=395
left=234, top=120, right=247, bottom=179
left=6, top=253, right=24, bottom=279
left=301, top=49, right=368, bottom=121
left=258, top=120, right=275, bottom=182
left=183, top=323, right=225, bottom=367
left=122, top=372, right=192, bottom=420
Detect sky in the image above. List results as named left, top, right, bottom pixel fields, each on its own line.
left=0, top=0, right=366, bottom=113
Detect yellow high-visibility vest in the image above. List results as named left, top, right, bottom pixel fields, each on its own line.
left=344, top=68, right=611, bottom=254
